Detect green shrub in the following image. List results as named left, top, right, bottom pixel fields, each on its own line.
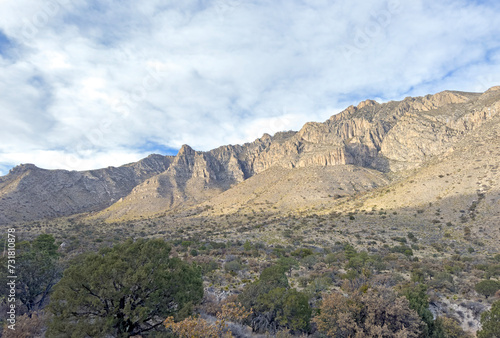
left=477, top=300, right=500, bottom=338
left=390, top=245, right=413, bottom=257
left=475, top=280, right=500, bottom=299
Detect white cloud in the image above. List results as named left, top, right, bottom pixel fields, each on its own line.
left=0, top=0, right=499, bottom=175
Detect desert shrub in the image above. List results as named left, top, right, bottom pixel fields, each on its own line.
left=475, top=280, right=500, bottom=299
left=430, top=272, right=455, bottom=292
left=408, top=232, right=417, bottom=242
left=276, top=256, right=299, bottom=277
left=390, top=245, right=414, bottom=257
left=199, top=259, right=219, bottom=274
left=305, top=276, right=332, bottom=296
left=238, top=265, right=311, bottom=334
left=484, top=264, right=500, bottom=279
left=291, top=248, right=314, bottom=259
left=411, top=269, right=425, bottom=283
left=210, top=241, right=226, bottom=249
left=313, top=287, right=424, bottom=337
left=165, top=300, right=250, bottom=337
left=181, top=240, right=192, bottom=248
left=243, top=240, right=252, bottom=251
left=392, top=236, right=408, bottom=244
left=225, top=260, right=243, bottom=274
left=2, top=311, right=48, bottom=338
left=300, top=255, right=318, bottom=270
left=164, top=315, right=218, bottom=337
left=435, top=316, right=473, bottom=338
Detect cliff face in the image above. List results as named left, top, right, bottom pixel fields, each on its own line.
left=226, top=88, right=496, bottom=174
left=1, top=87, right=499, bottom=223
left=0, top=154, right=173, bottom=224
left=380, top=90, right=499, bottom=169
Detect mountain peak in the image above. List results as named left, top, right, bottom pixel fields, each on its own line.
left=357, top=99, right=378, bottom=109
left=177, top=144, right=196, bottom=158
left=9, top=163, right=39, bottom=175
left=260, top=133, right=272, bottom=141
left=486, top=85, right=500, bottom=93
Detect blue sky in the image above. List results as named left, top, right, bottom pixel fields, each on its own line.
left=0, top=0, right=499, bottom=175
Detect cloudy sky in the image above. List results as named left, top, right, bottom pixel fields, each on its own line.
left=0, top=0, right=499, bottom=175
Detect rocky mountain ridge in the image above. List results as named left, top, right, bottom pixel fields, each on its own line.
left=1, top=86, right=499, bottom=224
left=97, top=87, right=499, bottom=221
left=0, top=154, right=173, bottom=224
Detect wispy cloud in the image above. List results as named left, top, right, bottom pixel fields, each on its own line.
left=0, top=0, right=499, bottom=175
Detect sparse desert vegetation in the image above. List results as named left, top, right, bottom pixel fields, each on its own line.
left=2, top=210, right=499, bottom=336
left=1, top=88, right=500, bottom=336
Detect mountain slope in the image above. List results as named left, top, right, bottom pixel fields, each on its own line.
left=336, top=92, right=500, bottom=247
left=198, top=165, right=390, bottom=216
left=1, top=86, right=499, bottom=225
left=0, top=154, right=173, bottom=224
left=95, top=87, right=500, bottom=221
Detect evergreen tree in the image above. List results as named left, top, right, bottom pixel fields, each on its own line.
left=402, top=284, right=437, bottom=337
left=47, top=238, right=203, bottom=337
left=477, top=300, right=500, bottom=338
left=16, top=234, right=61, bottom=314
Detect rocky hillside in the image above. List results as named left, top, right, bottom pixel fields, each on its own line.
left=1, top=86, right=499, bottom=224
left=95, top=87, right=500, bottom=221
left=0, top=154, right=173, bottom=224
left=336, top=95, right=500, bottom=249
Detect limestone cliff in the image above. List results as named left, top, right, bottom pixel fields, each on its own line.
left=96, top=87, right=500, bottom=221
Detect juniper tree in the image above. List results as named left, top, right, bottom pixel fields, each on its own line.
left=47, top=238, right=203, bottom=337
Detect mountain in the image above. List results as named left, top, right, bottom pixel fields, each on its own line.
left=339, top=93, right=500, bottom=249
left=0, top=154, right=173, bottom=224
left=95, top=87, right=499, bottom=221
left=1, top=86, right=499, bottom=225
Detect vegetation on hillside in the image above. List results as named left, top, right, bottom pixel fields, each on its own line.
left=2, top=225, right=499, bottom=337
